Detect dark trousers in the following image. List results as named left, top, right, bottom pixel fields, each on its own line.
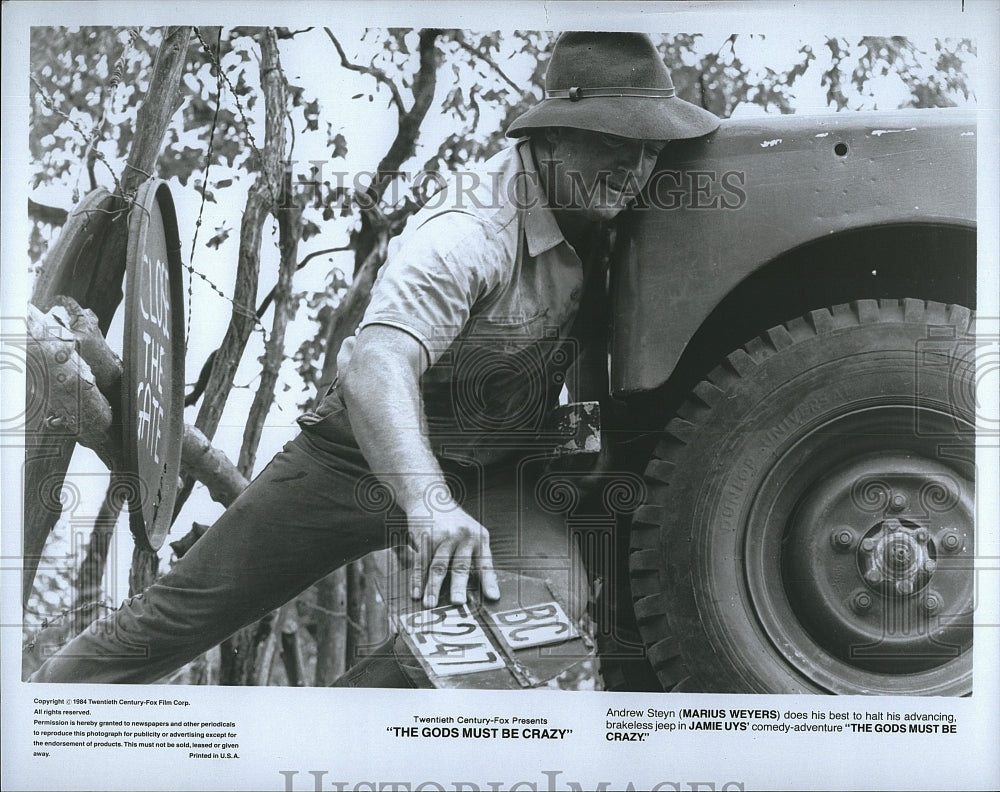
left=29, top=397, right=588, bottom=685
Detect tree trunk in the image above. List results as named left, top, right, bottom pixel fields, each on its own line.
left=362, top=553, right=390, bottom=651
left=238, top=169, right=302, bottom=475
left=195, top=27, right=293, bottom=686
left=346, top=560, right=364, bottom=669
left=23, top=26, right=193, bottom=606
left=73, top=478, right=125, bottom=633
left=187, top=27, right=287, bottom=453
left=312, top=568, right=348, bottom=685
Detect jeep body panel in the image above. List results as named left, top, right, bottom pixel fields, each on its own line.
left=611, top=108, right=976, bottom=395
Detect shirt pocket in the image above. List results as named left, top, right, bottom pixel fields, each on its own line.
left=463, top=311, right=548, bottom=353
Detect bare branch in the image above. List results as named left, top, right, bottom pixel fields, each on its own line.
left=448, top=32, right=521, bottom=93
left=297, top=244, right=352, bottom=269
left=178, top=28, right=288, bottom=515
left=28, top=302, right=249, bottom=508
left=256, top=244, right=351, bottom=315
left=324, top=28, right=406, bottom=117
left=238, top=169, right=303, bottom=476
left=368, top=29, right=442, bottom=206
left=181, top=426, right=249, bottom=506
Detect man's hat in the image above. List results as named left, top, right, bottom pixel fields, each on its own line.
left=506, top=32, right=720, bottom=141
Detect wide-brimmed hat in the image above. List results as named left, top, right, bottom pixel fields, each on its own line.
left=506, top=32, right=720, bottom=141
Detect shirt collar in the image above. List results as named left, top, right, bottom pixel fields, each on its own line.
left=515, top=140, right=566, bottom=258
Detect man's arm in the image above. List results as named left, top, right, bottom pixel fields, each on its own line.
left=340, top=324, right=501, bottom=608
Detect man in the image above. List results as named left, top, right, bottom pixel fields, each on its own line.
left=29, top=32, right=719, bottom=686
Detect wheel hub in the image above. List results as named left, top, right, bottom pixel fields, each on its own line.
left=856, top=518, right=936, bottom=596
left=781, top=452, right=973, bottom=674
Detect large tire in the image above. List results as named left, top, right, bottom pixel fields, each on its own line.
left=630, top=299, right=975, bottom=694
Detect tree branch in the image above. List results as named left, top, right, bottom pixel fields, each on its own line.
left=238, top=168, right=303, bottom=476
left=175, top=28, right=288, bottom=515
left=448, top=32, right=520, bottom=93
left=28, top=303, right=249, bottom=509
left=26, top=304, right=121, bottom=470
left=324, top=28, right=406, bottom=117
left=369, top=28, right=441, bottom=205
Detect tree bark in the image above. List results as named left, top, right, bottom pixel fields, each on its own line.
left=26, top=303, right=249, bottom=513
left=362, top=553, right=390, bottom=650
left=313, top=568, right=348, bottom=685
left=23, top=26, right=193, bottom=606
left=189, top=28, right=286, bottom=450
left=280, top=611, right=306, bottom=687
left=73, top=479, right=126, bottom=633
left=185, top=28, right=292, bottom=685
left=346, top=560, right=364, bottom=669
left=238, top=169, right=302, bottom=476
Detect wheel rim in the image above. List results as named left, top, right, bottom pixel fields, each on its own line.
left=744, top=404, right=974, bottom=695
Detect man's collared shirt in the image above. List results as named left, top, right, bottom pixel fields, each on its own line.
left=334, top=142, right=595, bottom=462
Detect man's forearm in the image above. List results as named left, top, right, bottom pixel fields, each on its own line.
left=340, top=325, right=500, bottom=607
left=340, top=326, right=445, bottom=514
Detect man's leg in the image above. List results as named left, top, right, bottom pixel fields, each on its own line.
left=467, top=457, right=589, bottom=622
left=30, top=431, right=389, bottom=684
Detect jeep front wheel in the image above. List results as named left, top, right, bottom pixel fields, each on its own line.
left=630, top=299, right=975, bottom=694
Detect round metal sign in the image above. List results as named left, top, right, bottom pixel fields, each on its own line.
left=122, top=180, right=185, bottom=551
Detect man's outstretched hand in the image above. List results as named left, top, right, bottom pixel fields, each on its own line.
left=407, top=503, right=501, bottom=609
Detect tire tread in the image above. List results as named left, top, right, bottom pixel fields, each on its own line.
left=630, top=298, right=973, bottom=693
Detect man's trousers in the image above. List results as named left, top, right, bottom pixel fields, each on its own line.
left=28, top=394, right=588, bottom=686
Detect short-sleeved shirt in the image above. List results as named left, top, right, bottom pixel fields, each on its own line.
left=333, top=141, right=597, bottom=464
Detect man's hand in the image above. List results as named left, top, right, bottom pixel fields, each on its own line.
left=407, top=503, right=501, bottom=609
left=341, top=326, right=502, bottom=608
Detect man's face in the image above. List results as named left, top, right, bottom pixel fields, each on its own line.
left=543, top=128, right=665, bottom=221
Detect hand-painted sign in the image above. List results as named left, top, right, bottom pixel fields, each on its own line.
left=122, top=180, right=185, bottom=551
left=400, top=603, right=507, bottom=677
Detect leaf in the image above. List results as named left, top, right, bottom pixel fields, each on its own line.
left=194, top=181, right=216, bottom=204
left=206, top=224, right=231, bottom=250
left=302, top=98, right=320, bottom=132
left=301, top=219, right=322, bottom=241
left=329, top=132, right=348, bottom=159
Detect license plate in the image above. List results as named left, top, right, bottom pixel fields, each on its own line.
left=400, top=603, right=506, bottom=677
left=489, top=601, right=579, bottom=649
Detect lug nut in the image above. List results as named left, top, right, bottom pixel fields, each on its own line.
left=923, top=558, right=937, bottom=574
left=889, top=493, right=908, bottom=512
left=923, top=593, right=941, bottom=613
left=865, top=569, right=883, bottom=584
left=831, top=528, right=854, bottom=550
left=895, top=579, right=914, bottom=595
left=861, top=537, right=877, bottom=553
left=915, top=528, right=929, bottom=544
left=941, top=532, right=962, bottom=552
left=852, top=591, right=874, bottom=612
